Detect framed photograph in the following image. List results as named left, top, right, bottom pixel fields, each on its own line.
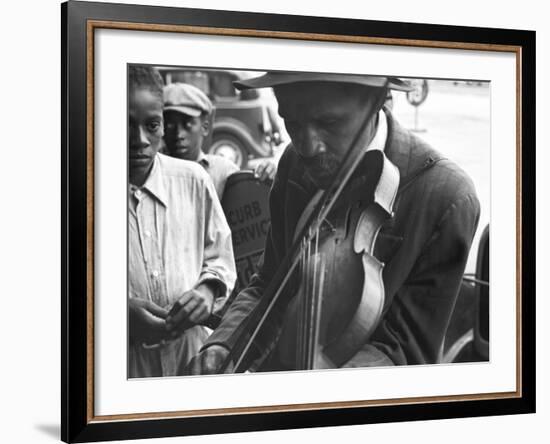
left=62, top=1, right=535, bottom=442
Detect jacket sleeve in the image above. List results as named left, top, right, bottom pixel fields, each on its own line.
left=343, top=190, right=481, bottom=367
left=203, top=150, right=291, bottom=362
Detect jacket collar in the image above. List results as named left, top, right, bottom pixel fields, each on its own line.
left=383, top=108, right=414, bottom=183
left=384, top=108, right=444, bottom=187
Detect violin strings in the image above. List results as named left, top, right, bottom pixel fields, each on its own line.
left=312, top=257, right=326, bottom=369
left=304, top=228, right=312, bottom=370
left=297, top=238, right=304, bottom=370
left=301, top=236, right=310, bottom=370
left=308, top=218, right=321, bottom=369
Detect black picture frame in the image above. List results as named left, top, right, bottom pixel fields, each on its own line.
left=61, top=1, right=536, bottom=442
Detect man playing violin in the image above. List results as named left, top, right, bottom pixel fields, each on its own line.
left=185, top=72, right=480, bottom=373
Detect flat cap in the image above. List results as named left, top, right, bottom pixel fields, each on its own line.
left=163, top=83, right=213, bottom=117
left=234, top=71, right=413, bottom=92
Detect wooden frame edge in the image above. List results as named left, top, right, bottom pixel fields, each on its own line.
left=84, top=18, right=525, bottom=424
left=90, top=391, right=520, bottom=423
left=89, top=19, right=521, bottom=53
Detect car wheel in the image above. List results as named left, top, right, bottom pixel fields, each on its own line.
left=209, top=133, right=247, bottom=168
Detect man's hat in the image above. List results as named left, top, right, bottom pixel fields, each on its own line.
left=234, top=71, right=413, bottom=92
left=163, top=83, right=213, bottom=117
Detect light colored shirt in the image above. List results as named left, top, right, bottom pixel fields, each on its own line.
left=197, top=152, right=240, bottom=199
left=128, top=153, right=236, bottom=377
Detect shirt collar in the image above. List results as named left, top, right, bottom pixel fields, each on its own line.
left=365, top=109, right=388, bottom=153
left=141, top=155, right=169, bottom=207
left=197, top=151, right=209, bottom=167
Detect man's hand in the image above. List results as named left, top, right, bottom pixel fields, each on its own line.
left=253, top=159, right=276, bottom=183
left=166, top=283, right=216, bottom=333
left=128, top=298, right=169, bottom=345
left=184, top=345, right=232, bottom=375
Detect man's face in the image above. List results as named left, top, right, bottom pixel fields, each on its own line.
left=274, top=82, right=382, bottom=189
left=128, top=87, right=164, bottom=183
left=163, top=111, right=209, bottom=161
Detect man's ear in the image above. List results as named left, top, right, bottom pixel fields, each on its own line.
left=201, top=116, right=211, bottom=137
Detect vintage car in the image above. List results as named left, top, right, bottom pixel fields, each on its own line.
left=158, top=67, right=283, bottom=168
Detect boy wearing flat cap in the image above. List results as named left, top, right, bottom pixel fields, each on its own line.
left=185, top=72, right=480, bottom=373
left=163, top=83, right=240, bottom=199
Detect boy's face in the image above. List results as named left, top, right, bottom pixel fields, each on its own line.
left=128, top=87, right=164, bottom=184
left=163, top=111, right=209, bottom=161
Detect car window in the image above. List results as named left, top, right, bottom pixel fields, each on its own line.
left=210, top=73, right=238, bottom=99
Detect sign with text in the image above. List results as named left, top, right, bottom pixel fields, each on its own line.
left=221, top=171, right=272, bottom=292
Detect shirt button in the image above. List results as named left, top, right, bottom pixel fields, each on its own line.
left=152, top=270, right=159, bottom=277
left=144, top=230, right=152, bottom=237
left=135, top=189, right=142, bottom=198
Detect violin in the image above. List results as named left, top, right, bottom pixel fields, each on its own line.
left=277, top=150, right=399, bottom=369
left=220, top=89, right=399, bottom=372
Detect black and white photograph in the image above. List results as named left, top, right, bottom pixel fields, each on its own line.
left=127, top=65, right=490, bottom=378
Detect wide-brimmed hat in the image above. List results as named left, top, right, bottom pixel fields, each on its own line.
left=234, top=71, right=414, bottom=92
left=163, top=83, right=213, bottom=117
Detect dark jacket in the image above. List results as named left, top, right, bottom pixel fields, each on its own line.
left=206, top=109, right=480, bottom=368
